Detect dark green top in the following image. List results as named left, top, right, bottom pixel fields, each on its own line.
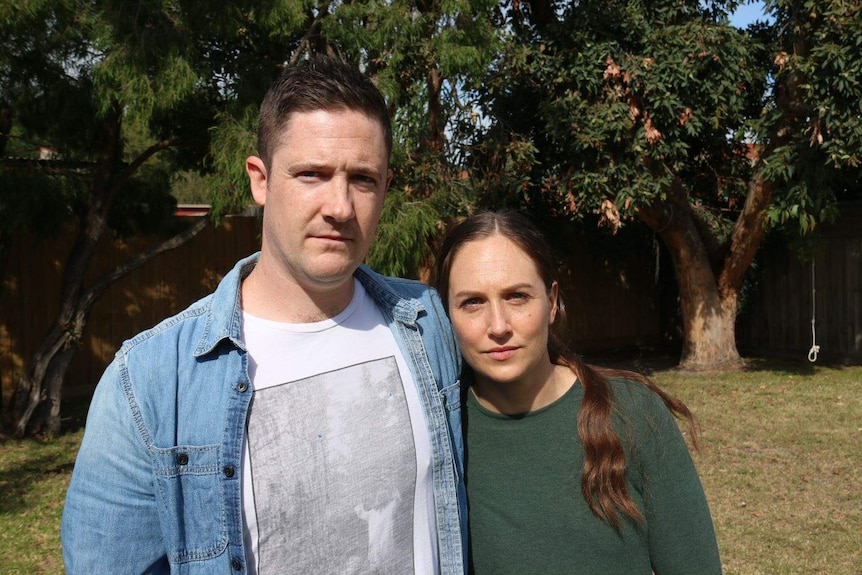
left=465, top=378, right=722, bottom=575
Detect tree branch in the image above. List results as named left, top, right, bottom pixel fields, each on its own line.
left=79, top=217, right=209, bottom=313
left=717, top=171, right=774, bottom=295
left=111, top=139, right=181, bottom=194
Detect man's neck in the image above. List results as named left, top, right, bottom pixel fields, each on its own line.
left=240, top=263, right=356, bottom=323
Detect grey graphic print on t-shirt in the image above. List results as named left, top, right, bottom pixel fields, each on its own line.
left=247, top=356, right=417, bottom=574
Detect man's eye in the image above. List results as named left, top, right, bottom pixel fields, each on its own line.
left=352, top=174, right=377, bottom=186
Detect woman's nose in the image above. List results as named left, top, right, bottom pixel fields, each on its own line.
left=487, top=302, right=511, bottom=337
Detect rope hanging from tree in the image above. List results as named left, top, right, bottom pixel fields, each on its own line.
left=808, top=259, right=820, bottom=363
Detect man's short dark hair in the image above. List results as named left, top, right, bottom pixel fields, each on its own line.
left=257, top=54, right=393, bottom=169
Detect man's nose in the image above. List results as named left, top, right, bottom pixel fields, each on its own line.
left=321, top=176, right=355, bottom=221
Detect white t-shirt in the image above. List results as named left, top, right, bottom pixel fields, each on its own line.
left=240, top=279, right=438, bottom=575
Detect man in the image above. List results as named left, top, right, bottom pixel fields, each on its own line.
left=62, top=54, right=466, bottom=575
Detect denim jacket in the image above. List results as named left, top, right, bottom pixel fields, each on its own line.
left=62, top=253, right=466, bottom=574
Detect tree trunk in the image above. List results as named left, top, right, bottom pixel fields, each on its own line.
left=674, top=272, right=741, bottom=371
left=11, top=104, right=123, bottom=437
left=639, top=194, right=744, bottom=371
left=636, top=165, right=778, bottom=371
left=12, top=322, right=76, bottom=436
left=11, top=216, right=208, bottom=437
left=9, top=99, right=207, bottom=437
left=426, top=65, right=443, bottom=155
left=23, top=334, right=78, bottom=437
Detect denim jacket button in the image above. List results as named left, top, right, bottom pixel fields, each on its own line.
left=176, top=453, right=189, bottom=466
left=223, top=465, right=235, bottom=478
left=236, top=381, right=248, bottom=393
left=231, top=557, right=242, bottom=570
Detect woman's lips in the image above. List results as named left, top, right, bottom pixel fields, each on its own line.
left=487, top=347, right=517, bottom=361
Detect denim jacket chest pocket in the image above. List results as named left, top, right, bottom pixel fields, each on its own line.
left=152, top=443, right=228, bottom=564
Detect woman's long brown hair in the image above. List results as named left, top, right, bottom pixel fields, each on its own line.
left=435, top=210, right=698, bottom=528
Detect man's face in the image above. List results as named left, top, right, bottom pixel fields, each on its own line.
left=246, top=109, right=392, bottom=295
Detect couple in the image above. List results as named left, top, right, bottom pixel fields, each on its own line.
left=62, top=55, right=721, bottom=574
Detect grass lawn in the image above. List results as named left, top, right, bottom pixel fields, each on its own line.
left=1, top=359, right=860, bottom=574
left=651, top=359, right=862, bottom=575
left=0, top=422, right=83, bottom=574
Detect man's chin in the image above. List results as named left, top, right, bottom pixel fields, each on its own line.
left=305, top=260, right=361, bottom=289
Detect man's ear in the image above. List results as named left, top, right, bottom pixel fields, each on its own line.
left=384, top=168, right=393, bottom=194
left=246, top=156, right=268, bottom=206
left=548, top=281, right=560, bottom=324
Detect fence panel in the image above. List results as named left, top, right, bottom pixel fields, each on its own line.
left=1, top=216, right=261, bottom=401
left=738, top=204, right=862, bottom=363
left=1, top=215, right=667, bottom=406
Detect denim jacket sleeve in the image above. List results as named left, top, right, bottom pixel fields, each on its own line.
left=62, top=355, right=171, bottom=574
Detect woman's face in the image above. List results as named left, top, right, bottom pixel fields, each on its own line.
left=446, top=233, right=558, bottom=388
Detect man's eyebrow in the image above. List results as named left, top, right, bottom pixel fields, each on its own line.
left=287, top=162, right=328, bottom=172
left=286, top=162, right=382, bottom=174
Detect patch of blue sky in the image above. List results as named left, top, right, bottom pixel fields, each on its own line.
left=729, top=1, right=771, bottom=28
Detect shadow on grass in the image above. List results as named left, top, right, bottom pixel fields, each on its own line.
left=739, top=357, right=820, bottom=376
left=585, top=346, right=682, bottom=375
left=0, top=397, right=89, bottom=516
left=740, top=354, right=862, bottom=375
left=0, top=448, right=77, bottom=515
left=59, top=396, right=90, bottom=434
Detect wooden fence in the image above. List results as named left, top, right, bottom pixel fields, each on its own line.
left=0, top=215, right=665, bottom=404
left=4, top=204, right=860, bottom=409
left=737, top=203, right=862, bottom=364
left=1, top=216, right=262, bottom=402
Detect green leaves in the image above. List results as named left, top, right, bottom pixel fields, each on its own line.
left=207, top=106, right=258, bottom=220
left=451, top=0, right=862, bottom=248
left=4, top=0, right=859, bottom=276
left=366, top=191, right=442, bottom=278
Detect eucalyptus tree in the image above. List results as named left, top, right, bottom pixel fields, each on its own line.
left=0, top=0, right=313, bottom=436
left=1, top=0, right=501, bottom=435
left=465, top=0, right=862, bottom=370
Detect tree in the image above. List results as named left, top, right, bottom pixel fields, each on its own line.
left=460, top=0, right=862, bottom=370
left=0, top=0, right=258, bottom=436
left=1, top=0, right=502, bottom=435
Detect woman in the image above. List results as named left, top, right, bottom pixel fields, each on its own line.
left=435, top=210, right=722, bottom=575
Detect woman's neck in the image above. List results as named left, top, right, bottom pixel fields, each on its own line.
left=472, top=363, right=576, bottom=415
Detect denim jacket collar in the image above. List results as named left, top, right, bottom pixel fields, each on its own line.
left=194, top=253, right=257, bottom=357
left=355, top=265, right=425, bottom=326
